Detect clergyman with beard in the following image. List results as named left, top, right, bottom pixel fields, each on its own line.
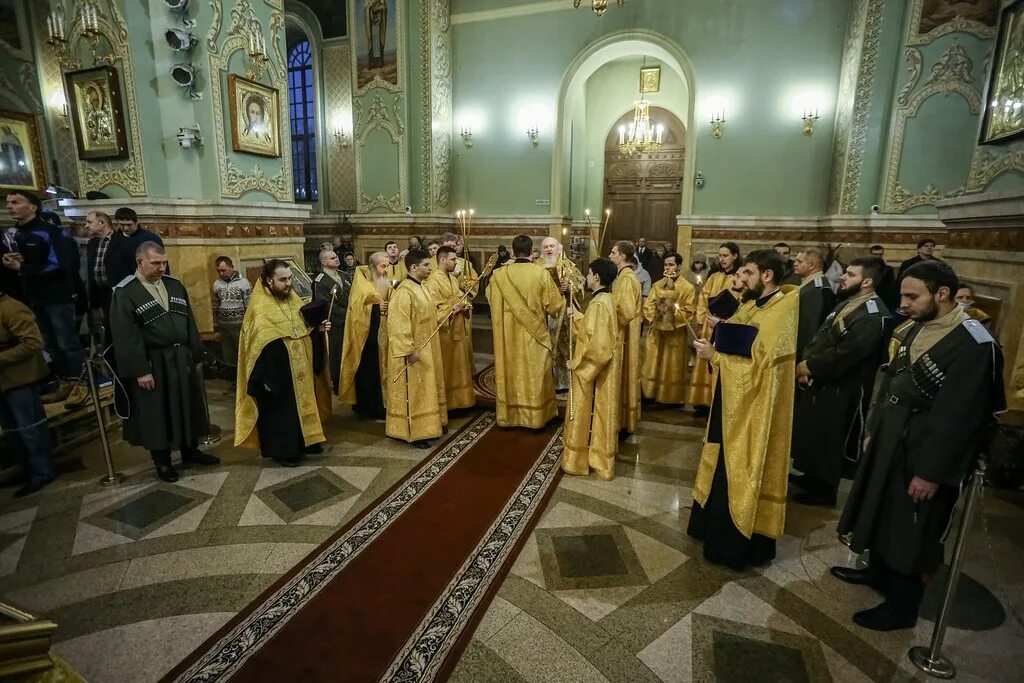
left=338, top=251, right=393, bottom=419
left=540, top=236, right=572, bottom=392
left=789, top=257, right=891, bottom=507
left=235, top=259, right=332, bottom=467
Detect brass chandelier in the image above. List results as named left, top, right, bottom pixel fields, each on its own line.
left=574, top=0, right=625, bottom=17
left=618, top=100, right=663, bottom=156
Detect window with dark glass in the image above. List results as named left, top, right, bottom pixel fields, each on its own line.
left=288, top=40, right=317, bottom=202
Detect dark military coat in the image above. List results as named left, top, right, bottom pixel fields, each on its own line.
left=838, top=317, right=1004, bottom=574
left=109, top=275, right=209, bottom=451
left=312, top=270, right=347, bottom=388
left=797, top=275, right=836, bottom=361
left=792, top=296, right=889, bottom=487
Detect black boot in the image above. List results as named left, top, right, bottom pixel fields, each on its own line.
left=829, top=565, right=884, bottom=590
left=182, top=447, right=220, bottom=466
left=852, top=602, right=918, bottom=631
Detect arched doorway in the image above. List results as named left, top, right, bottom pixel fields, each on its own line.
left=603, top=106, right=685, bottom=246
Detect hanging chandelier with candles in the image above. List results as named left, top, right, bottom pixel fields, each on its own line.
left=573, top=0, right=625, bottom=17
left=618, top=100, right=663, bottom=156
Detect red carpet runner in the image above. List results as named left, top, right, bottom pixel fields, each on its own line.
left=166, top=412, right=562, bottom=682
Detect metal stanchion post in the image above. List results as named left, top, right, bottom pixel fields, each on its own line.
left=908, top=460, right=987, bottom=679
left=86, top=351, right=122, bottom=487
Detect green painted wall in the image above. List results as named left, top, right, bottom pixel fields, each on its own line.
left=449, top=0, right=851, bottom=217
left=0, top=0, right=46, bottom=189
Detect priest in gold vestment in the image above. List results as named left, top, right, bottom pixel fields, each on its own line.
left=338, top=252, right=392, bottom=419
left=609, top=241, right=642, bottom=436
left=424, top=246, right=475, bottom=410
left=486, top=235, right=565, bottom=428
left=641, top=252, right=697, bottom=406
left=687, top=250, right=797, bottom=570
left=562, top=258, right=622, bottom=481
left=386, top=249, right=448, bottom=448
left=686, top=242, right=742, bottom=414
left=236, top=260, right=332, bottom=467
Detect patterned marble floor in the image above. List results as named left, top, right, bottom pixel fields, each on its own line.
left=0, top=382, right=1021, bottom=682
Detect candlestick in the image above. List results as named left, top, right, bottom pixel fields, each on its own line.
left=599, top=208, right=611, bottom=252
left=467, top=208, right=474, bottom=235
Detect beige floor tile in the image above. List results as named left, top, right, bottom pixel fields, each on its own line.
left=487, top=612, right=610, bottom=683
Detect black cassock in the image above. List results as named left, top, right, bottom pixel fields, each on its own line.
left=796, top=276, right=836, bottom=361
left=838, top=318, right=1004, bottom=575
left=353, top=304, right=385, bottom=419
left=791, top=296, right=890, bottom=490
left=109, top=276, right=208, bottom=455
left=248, top=338, right=305, bottom=462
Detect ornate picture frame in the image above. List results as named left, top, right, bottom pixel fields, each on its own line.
left=640, top=66, right=661, bottom=94
left=908, top=0, right=999, bottom=45
left=228, top=74, right=282, bottom=158
left=0, top=109, right=45, bottom=193
left=979, top=0, right=1024, bottom=145
left=351, top=0, right=402, bottom=94
left=64, top=65, right=130, bottom=161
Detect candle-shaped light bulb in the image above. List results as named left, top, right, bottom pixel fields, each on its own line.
left=46, top=12, right=54, bottom=40
left=605, top=208, right=611, bottom=216
left=584, top=208, right=591, bottom=217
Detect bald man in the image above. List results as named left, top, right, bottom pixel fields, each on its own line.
left=313, top=249, right=348, bottom=389
left=793, top=247, right=836, bottom=360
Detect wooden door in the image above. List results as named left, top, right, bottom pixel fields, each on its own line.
left=602, top=106, right=685, bottom=249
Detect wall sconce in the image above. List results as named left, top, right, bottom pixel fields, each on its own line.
left=331, top=114, right=351, bottom=148
left=802, top=106, right=820, bottom=136
left=460, top=124, right=473, bottom=148
left=526, top=125, right=540, bottom=147
left=695, top=171, right=705, bottom=189
left=710, top=110, right=725, bottom=139
left=48, top=91, right=69, bottom=131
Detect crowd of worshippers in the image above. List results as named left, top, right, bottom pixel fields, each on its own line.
left=1, top=191, right=1006, bottom=635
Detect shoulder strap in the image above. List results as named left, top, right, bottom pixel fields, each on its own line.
left=114, top=275, right=135, bottom=289
left=962, top=318, right=995, bottom=344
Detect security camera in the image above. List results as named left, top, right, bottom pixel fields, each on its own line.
left=870, top=204, right=880, bottom=214
left=164, top=0, right=189, bottom=11
left=177, top=124, right=202, bottom=148
left=165, top=28, right=197, bottom=52
left=405, top=206, right=412, bottom=215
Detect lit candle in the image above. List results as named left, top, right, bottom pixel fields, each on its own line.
left=468, top=208, right=474, bottom=234
left=618, top=125, right=625, bottom=146
left=46, top=12, right=54, bottom=40
left=56, top=11, right=64, bottom=40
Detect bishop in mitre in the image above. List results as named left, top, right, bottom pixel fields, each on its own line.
left=338, top=252, right=392, bottom=419
left=609, top=241, right=643, bottom=437
left=486, top=234, right=565, bottom=428
left=642, top=251, right=697, bottom=406
left=423, top=245, right=475, bottom=410
left=236, top=259, right=332, bottom=467
left=686, top=242, right=742, bottom=415
left=687, top=250, right=797, bottom=570
left=561, top=258, right=622, bottom=481
left=386, top=249, right=448, bottom=448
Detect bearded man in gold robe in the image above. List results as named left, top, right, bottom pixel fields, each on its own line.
left=562, top=258, right=621, bottom=481
left=236, top=259, right=332, bottom=467
left=687, top=249, right=798, bottom=570
left=424, top=245, right=475, bottom=410
left=338, top=251, right=392, bottom=419
left=642, top=251, right=697, bottom=406
left=539, top=236, right=577, bottom=393
left=609, top=241, right=642, bottom=438
left=386, top=249, right=447, bottom=448
left=486, top=234, right=565, bottom=428
left=686, top=242, right=742, bottom=416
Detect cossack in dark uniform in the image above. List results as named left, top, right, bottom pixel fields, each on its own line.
left=109, top=274, right=217, bottom=481
left=836, top=313, right=1004, bottom=628
left=312, top=270, right=347, bottom=389
left=796, top=274, right=836, bottom=360
left=791, top=294, right=890, bottom=505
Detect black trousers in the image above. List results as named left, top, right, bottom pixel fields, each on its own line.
left=867, top=555, right=925, bottom=615
left=149, top=443, right=199, bottom=466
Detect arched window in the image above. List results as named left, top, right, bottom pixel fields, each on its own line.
left=288, top=40, right=317, bottom=202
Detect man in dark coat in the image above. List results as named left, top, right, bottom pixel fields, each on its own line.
left=790, top=257, right=890, bottom=506
left=109, top=241, right=218, bottom=482
left=832, top=260, right=1004, bottom=631
left=869, top=245, right=900, bottom=314
left=793, top=247, right=836, bottom=360
left=897, top=237, right=940, bottom=279
left=106, top=207, right=165, bottom=286
left=312, top=247, right=348, bottom=390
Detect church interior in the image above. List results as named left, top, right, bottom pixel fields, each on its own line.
left=1, top=0, right=1024, bottom=681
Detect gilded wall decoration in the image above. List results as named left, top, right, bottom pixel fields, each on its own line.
left=206, top=0, right=292, bottom=201
left=351, top=0, right=402, bottom=94
left=353, top=92, right=408, bottom=212
left=908, top=0, right=998, bottom=46
left=827, top=0, right=884, bottom=214
left=323, top=41, right=356, bottom=211
left=979, top=0, right=1024, bottom=144
left=966, top=141, right=1024, bottom=191
left=419, top=0, right=452, bottom=212
left=32, top=8, right=79, bottom=192
left=881, top=42, right=981, bottom=213
left=895, top=48, right=923, bottom=106
left=63, top=0, right=146, bottom=197
left=0, top=109, right=45, bottom=192
left=65, top=65, right=129, bottom=160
